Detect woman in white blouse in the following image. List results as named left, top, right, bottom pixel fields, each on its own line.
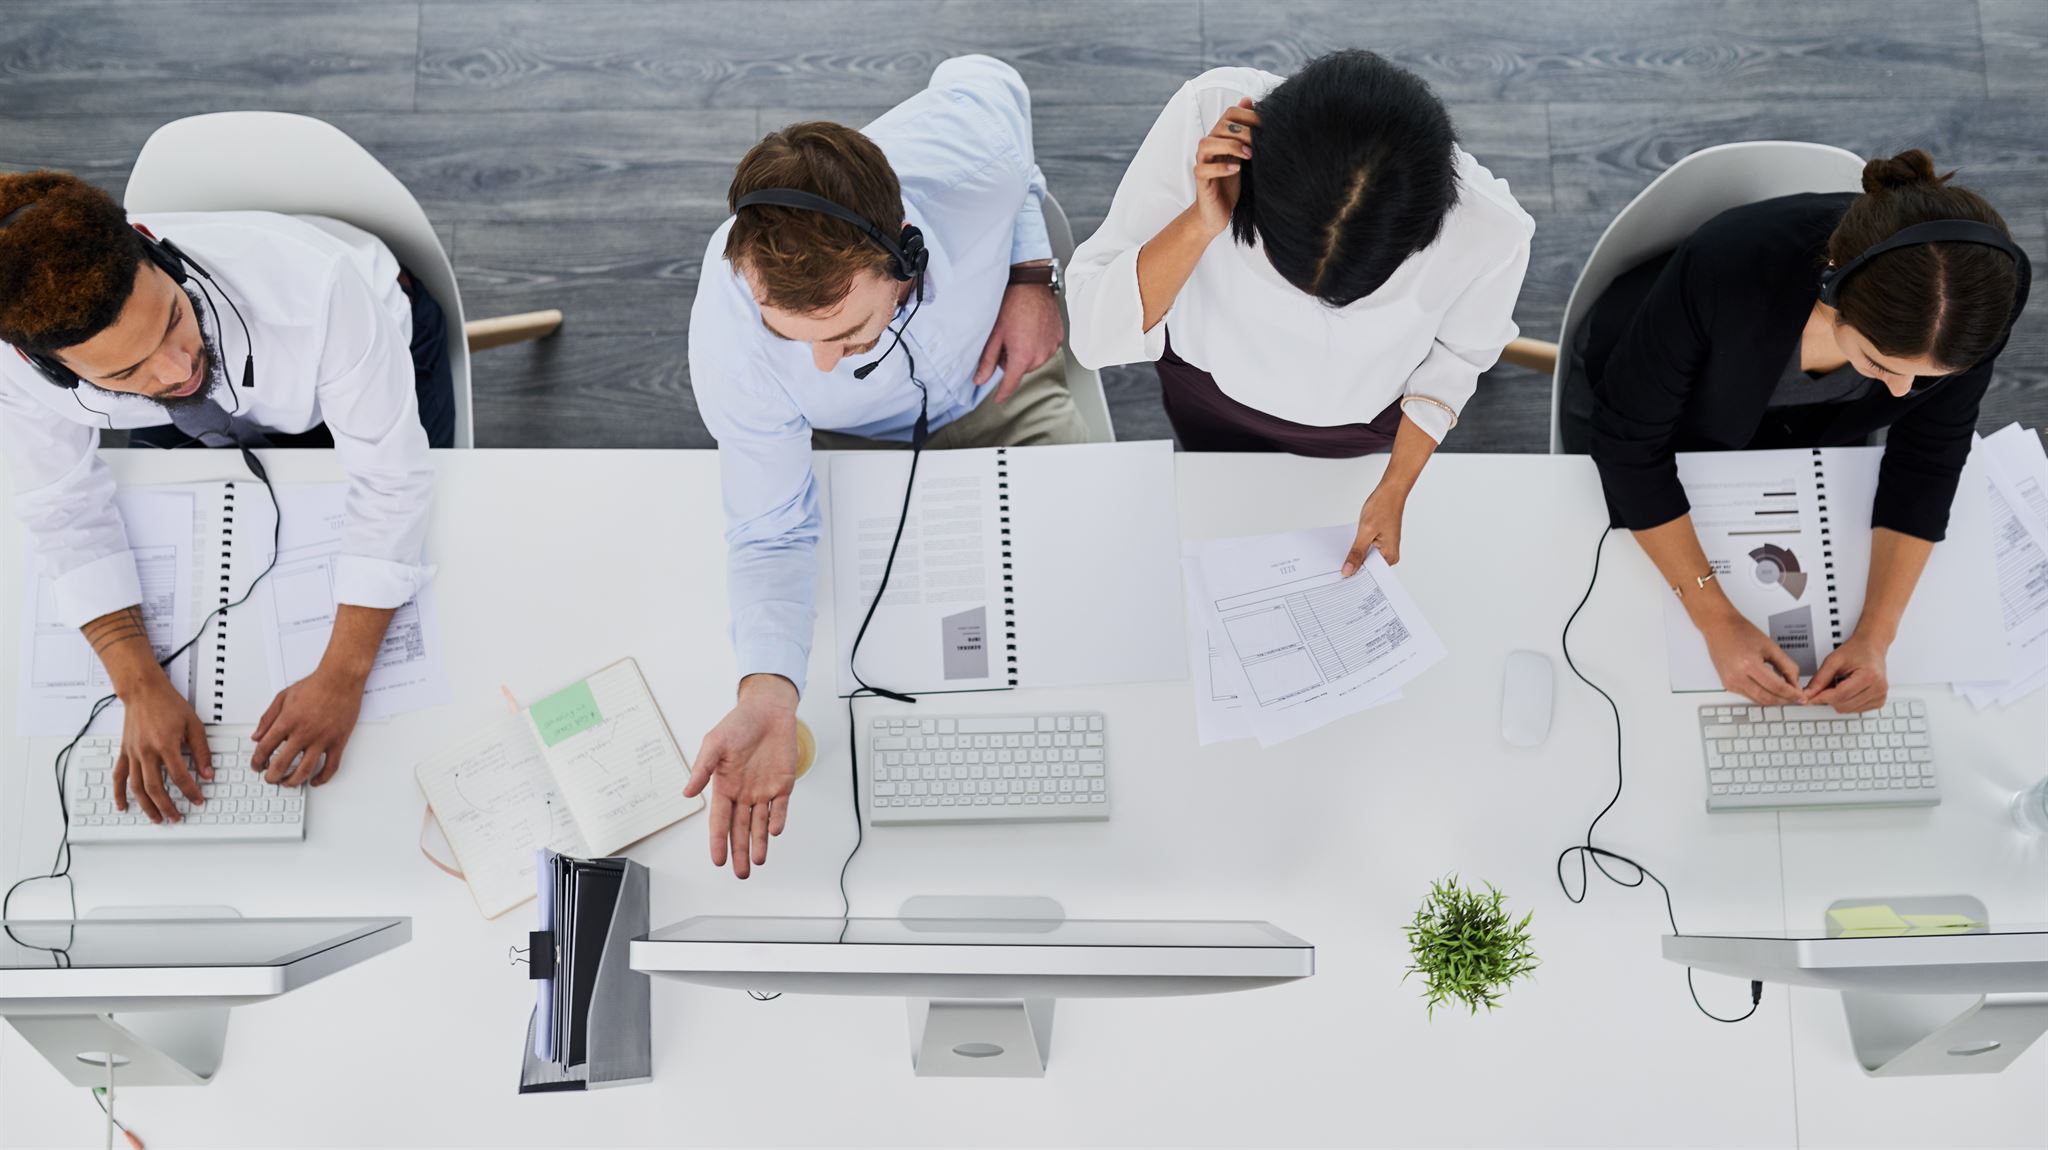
left=1067, top=51, right=1533, bottom=570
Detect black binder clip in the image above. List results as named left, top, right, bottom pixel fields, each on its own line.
left=522, top=931, right=556, bottom=980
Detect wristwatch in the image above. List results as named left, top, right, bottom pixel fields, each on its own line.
left=1009, top=258, right=1063, bottom=297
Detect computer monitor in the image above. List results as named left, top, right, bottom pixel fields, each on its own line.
left=631, top=903, right=1313, bottom=1078
left=1664, top=901, right=2048, bottom=1077
left=1, top=915, right=410, bottom=1086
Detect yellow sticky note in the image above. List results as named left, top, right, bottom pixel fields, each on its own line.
left=1901, top=914, right=1980, bottom=935
left=1828, top=904, right=1909, bottom=936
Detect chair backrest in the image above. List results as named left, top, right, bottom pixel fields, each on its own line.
left=1041, top=191, right=1116, bottom=443
left=124, top=112, right=475, bottom=447
left=1550, top=141, right=1867, bottom=451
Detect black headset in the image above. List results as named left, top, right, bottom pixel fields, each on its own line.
left=732, top=188, right=928, bottom=284
left=1817, top=218, right=2030, bottom=308
left=1, top=201, right=255, bottom=397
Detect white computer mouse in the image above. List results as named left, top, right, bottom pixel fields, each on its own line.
left=1501, top=649, right=1554, bottom=748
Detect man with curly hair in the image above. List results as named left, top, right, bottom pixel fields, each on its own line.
left=684, top=55, right=1086, bottom=878
left=0, top=170, right=450, bottom=824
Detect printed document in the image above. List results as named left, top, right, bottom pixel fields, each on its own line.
left=1185, top=525, right=1439, bottom=746
left=1955, top=424, right=2048, bottom=708
left=16, top=488, right=197, bottom=736
left=253, top=484, right=449, bottom=721
left=1662, top=446, right=2007, bottom=690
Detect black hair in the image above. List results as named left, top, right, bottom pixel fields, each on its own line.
left=1230, top=50, right=1459, bottom=307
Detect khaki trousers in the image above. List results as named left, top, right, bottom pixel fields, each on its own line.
left=811, top=350, right=1089, bottom=451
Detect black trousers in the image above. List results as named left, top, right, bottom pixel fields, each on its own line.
left=131, top=271, right=455, bottom=450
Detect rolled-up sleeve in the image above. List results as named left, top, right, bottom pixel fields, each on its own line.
left=0, top=381, right=141, bottom=626
left=1063, top=80, right=1206, bottom=370
left=1401, top=237, right=1530, bottom=443
left=312, top=263, right=435, bottom=608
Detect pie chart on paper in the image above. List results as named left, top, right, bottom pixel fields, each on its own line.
left=1748, top=543, right=1808, bottom=599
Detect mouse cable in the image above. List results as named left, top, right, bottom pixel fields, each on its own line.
left=3, top=450, right=280, bottom=959
left=1555, top=524, right=1761, bottom=1024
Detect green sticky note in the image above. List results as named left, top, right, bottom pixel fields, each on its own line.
left=1829, top=904, right=1909, bottom=936
left=1902, top=914, right=1980, bottom=935
left=530, top=680, right=603, bottom=748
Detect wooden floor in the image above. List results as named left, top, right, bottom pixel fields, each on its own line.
left=4, top=0, right=2043, bottom=450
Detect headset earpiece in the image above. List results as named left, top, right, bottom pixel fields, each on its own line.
left=16, top=347, right=80, bottom=389
left=895, top=223, right=928, bottom=282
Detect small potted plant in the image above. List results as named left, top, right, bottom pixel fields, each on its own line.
left=1404, top=875, right=1538, bottom=1017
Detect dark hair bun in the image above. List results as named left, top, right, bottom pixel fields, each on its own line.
left=1862, top=149, right=1947, bottom=194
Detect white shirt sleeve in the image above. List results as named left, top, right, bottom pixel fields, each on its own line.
left=311, top=263, right=436, bottom=608
left=0, top=382, right=141, bottom=626
left=1399, top=237, right=1531, bottom=444
left=1063, top=79, right=1207, bottom=370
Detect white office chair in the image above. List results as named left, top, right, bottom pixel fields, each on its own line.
left=1042, top=191, right=1116, bottom=443
left=1497, top=141, right=1867, bottom=452
left=123, top=112, right=565, bottom=449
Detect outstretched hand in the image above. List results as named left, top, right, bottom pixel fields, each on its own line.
left=685, top=674, right=801, bottom=879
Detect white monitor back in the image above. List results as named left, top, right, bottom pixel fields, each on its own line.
left=0, top=917, right=411, bottom=1015
left=1664, top=925, right=2048, bottom=995
left=631, top=915, right=1314, bottom=999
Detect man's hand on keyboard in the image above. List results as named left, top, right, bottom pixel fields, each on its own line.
left=1805, top=633, right=1890, bottom=713
left=1700, top=610, right=1807, bottom=706
left=253, top=664, right=368, bottom=787
left=112, top=675, right=213, bottom=824
left=686, top=674, right=800, bottom=880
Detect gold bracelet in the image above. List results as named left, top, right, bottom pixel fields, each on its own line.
left=1673, top=570, right=1716, bottom=599
left=1398, top=394, right=1459, bottom=431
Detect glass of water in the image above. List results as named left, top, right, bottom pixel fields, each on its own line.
left=2012, top=776, right=2048, bottom=835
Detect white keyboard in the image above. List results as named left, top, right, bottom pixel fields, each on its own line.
left=868, top=712, right=1108, bottom=825
left=62, top=729, right=306, bottom=843
left=1700, top=700, right=1939, bottom=812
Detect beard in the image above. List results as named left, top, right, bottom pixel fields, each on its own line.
left=84, top=285, right=227, bottom=412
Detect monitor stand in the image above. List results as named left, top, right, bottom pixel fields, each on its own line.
left=5, top=905, right=238, bottom=1087
left=900, top=895, right=1063, bottom=1078
left=1831, top=896, right=2048, bottom=1076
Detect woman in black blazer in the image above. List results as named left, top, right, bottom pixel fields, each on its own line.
left=1562, top=151, right=2029, bottom=711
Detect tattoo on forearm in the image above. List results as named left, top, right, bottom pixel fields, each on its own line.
left=83, top=607, right=152, bottom=657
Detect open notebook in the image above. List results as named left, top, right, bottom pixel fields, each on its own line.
left=16, top=480, right=446, bottom=735
left=826, top=440, right=1187, bottom=696
left=415, top=658, right=703, bottom=919
left=1664, top=445, right=2008, bottom=690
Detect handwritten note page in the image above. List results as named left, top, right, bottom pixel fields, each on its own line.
left=416, top=712, right=588, bottom=918
left=531, top=659, right=702, bottom=854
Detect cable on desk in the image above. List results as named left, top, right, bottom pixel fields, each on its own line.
left=3, top=451, right=280, bottom=956
left=1555, top=525, right=1762, bottom=1025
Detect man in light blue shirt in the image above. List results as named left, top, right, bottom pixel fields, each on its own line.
left=684, top=55, right=1087, bottom=877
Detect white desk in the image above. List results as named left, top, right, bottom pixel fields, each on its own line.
left=2, top=449, right=2042, bottom=1148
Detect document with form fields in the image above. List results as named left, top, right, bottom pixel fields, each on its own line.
left=1955, top=424, right=2048, bottom=708
left=827, top=441, right=1186, bottom=697
left=1184, top=525, right=1441, bottom=747
left=15, top=481, right=447, bottom=735
left=1664, top=445, right=2007, bottom=691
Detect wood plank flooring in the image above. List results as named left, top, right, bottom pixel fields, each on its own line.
left=2, top=0, right=2040, bottom=451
